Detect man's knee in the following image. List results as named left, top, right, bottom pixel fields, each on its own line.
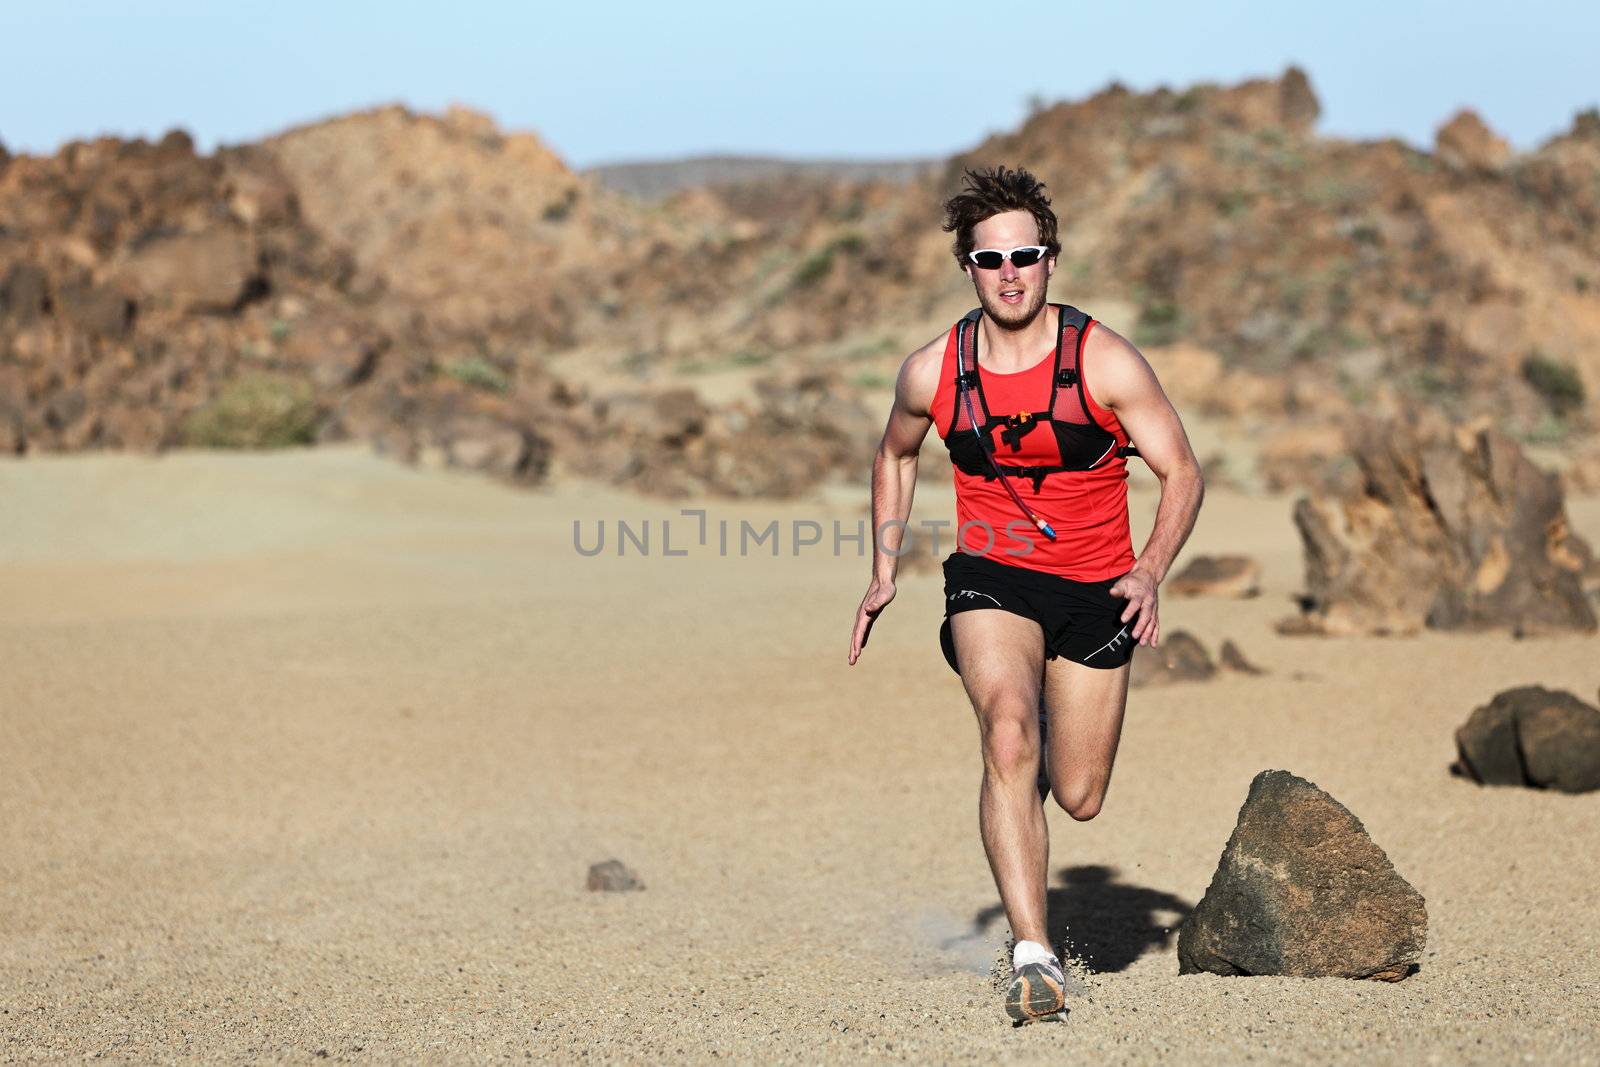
left=979, top=709, right=1038, bottom=780
left=1050, top=782, right=1105, bottom=821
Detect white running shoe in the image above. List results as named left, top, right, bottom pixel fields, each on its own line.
left=1005, top=940, right=1067, bottom=1023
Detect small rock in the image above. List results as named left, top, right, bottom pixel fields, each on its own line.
left=1453, top=686, right=1600, bottom=793
left=1218, top=640, right=1266, bottom=675
left=586, top=859, right=644, bottom=892
left=1129, top=630, right=1215, bottom=687
left=1169, top=555, right=1261, bottom=598
left=1178, top=770, right=1427, bottom=980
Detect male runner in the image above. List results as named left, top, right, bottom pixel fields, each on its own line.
left=847, top=166, right=1204, bottom=1023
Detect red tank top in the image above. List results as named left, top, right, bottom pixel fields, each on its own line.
left=930, top=318, right=1136, bottom=581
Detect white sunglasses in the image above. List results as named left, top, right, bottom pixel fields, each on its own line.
left=967, top=246, right=1050, bottom=270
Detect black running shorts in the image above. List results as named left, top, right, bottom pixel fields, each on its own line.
left=939, top=550, right=1137, bottom=674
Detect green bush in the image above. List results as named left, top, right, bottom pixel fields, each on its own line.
left=439, top=355, right=510, bottom=393
left=791, top=232, right=866, bottom=289
left=181, top=375, right=318, bottom=448
left=1134, top=300, right=1184, bottom=347
left=1521, top=352, right=1585, bottom=416
left=793, top=248, right=835, bottom=288
left=1215, top=190, right=1254, bottom=217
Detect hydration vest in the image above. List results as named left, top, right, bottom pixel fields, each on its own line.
left=940, top=304, right=1139, bottom=493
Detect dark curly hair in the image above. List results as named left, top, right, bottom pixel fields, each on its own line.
left=941, top=165, right=1060, bottom=267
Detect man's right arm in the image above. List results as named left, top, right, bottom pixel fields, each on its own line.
left=870, top=338, right=942, bottom=582
left=848, top=336, right=942, bottom=666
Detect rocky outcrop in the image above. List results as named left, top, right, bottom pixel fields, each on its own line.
left=0, top=131, right=363, bottom=455
left=1178, top=770, right=1427, bottom=980
left=262, top=104, right=589, bottom=343
left=10, top=72, right=1600, bottom=500
left=1453, top=686, right=1600, bottom=793
left=1435, top=110, right=1511, bottom=172
left=563, top=370, right=878, bottom=498
left=1279, top=417, right=1597, bottom=637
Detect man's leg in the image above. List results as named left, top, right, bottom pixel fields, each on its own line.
left=1040, top=657, right=1132, bottom=821
left=948, top=608, right=1049, bottom=946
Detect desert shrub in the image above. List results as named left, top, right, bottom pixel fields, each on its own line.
left=792, top=248, right=835, bottom=288
left=439, top=355, right=510, bottom=393
left=1135, top=300, right=1184, bottom=347
left=1521, top=352, right=1585, bottom=416
left=1215, top=190, right=1255, bottom=217
left=791, top=231, right=866, bottom=289
left=181, top=375, right=318, bottom=448
left=543, top=187, right=578, bottom=222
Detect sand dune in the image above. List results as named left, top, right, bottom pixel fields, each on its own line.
left=2, top=445, right=1598, bottom=1063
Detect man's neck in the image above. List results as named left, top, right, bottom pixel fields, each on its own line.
left=978, top=304, right=1058, bottom=371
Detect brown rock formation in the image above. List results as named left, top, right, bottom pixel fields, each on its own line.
left=1435, top=109, right=1512, bottom=172
left=1280, top=417, right=1597, bottom=636
left=8, top=70, right=1600, bottom=501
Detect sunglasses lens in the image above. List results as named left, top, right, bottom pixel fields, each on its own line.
left=1010, top=248, right=1043, bottom=268
left=970, top=250, right=1004, bottom=270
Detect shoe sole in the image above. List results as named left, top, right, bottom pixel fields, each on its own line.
left=1005, top=963, right=1067, bottom=1024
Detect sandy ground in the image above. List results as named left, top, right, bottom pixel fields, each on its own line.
left=2, top=443, right=1599, bottom=1064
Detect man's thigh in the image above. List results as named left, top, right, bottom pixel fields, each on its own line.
left=948, top=608, right=1046, bottom=718
left=1040, top=657, right=1131, bottom=801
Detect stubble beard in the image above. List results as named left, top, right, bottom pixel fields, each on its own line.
left=977, top=281, right=1050, bottom=330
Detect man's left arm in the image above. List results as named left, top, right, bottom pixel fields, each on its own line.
left=1087, top=324, right=1205, bottom=648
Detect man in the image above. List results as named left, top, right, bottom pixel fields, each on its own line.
left=847, top=166, right=1204, bottom=1023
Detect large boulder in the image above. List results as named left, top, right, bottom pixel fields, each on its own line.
left=1178, top=770, right=1427, bottom=981
left=1279, top=417, right=1597, bottom=636
left=1453, top=686, right=1600, bottom=793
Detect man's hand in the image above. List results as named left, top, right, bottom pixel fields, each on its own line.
left=1108, top=566, right=1160, bottom=647
left=848, top=579, right=896, bottom=665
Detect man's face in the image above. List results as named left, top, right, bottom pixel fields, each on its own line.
left=963, top=210, right=1055, bottom=328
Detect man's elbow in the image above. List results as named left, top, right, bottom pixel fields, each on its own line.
left=1184, top=459, right=1205, bottom=497
left=1152, top=455, right=1205, bottom=494
left=877, top=436, right=921, bottom=465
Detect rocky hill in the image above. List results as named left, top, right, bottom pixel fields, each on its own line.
left=2, top=69, right=1597, bottom=498
left=586, top=154, right=936, bottom=200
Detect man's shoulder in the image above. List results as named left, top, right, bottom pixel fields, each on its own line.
left=896, top=327, right=953, bottom=414
left=1083, top=318, right=1138, bottom=359
left=1081, top=319, right=1156, bottom=407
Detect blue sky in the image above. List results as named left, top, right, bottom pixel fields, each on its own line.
left=3, top=1, right=1596, bottom=168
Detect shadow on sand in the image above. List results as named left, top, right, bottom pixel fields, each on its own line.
left=966, top=864, right=1193, bottom=973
